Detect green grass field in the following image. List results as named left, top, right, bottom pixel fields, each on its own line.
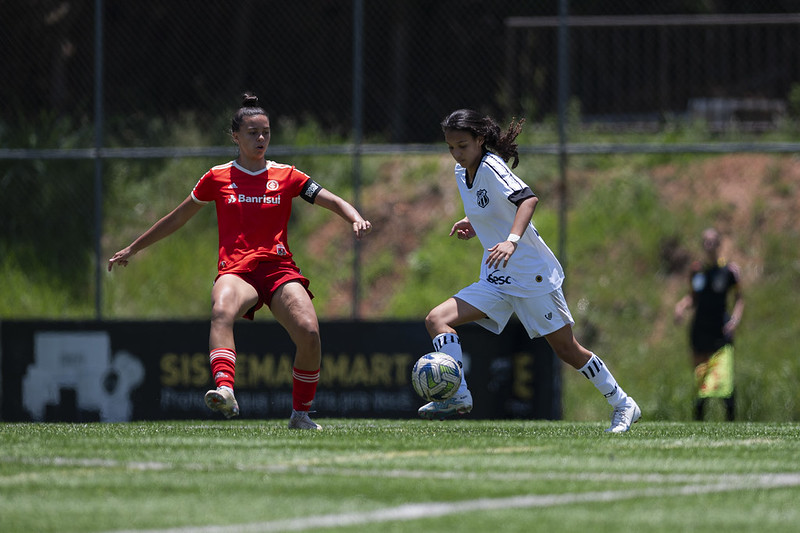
left=2, top=420, right=799, bottom=532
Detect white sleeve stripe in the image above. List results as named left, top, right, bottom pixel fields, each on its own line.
left=191, top=191, right=211, bottom=204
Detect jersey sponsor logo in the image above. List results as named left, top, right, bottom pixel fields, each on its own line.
left=266, top=180, right=279, bottom=191
left=227, top=182, right=238, bottom=189
left=486, top=269, right=512, bottom=286
left=476, top=188, right=489, bottom=208
left=227, top=194, right=281, bottom=204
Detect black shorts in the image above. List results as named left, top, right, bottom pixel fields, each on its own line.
left=690, top=325, right=731, bottom=354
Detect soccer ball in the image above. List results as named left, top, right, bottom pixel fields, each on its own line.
left=411, top=352, right=462, bottom=402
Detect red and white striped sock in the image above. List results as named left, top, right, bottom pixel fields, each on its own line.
left=209, top=348, right=236, bottom=390
left=292, top=367, right=320, bottom=411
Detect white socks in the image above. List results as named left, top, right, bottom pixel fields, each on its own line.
left=579, top=353, right=627, bottom=408
left=430, top=337, right=625, bottom=407
left=432, top=333, right=468, bottom=395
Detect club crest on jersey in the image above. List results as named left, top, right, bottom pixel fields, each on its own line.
left=266, top=180, right=279, bottom=191
left=476, top=189, right=489, bottom=208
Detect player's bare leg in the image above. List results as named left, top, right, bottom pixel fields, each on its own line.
left=209, top=274, right=259, bottom=351
left=204, top=275, right=258, bottom=418
left=271, top=281, right=323, bottom=429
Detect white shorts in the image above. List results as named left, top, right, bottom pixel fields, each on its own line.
left=453, top=283, right=574, bottom=339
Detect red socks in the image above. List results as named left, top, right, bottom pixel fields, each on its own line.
left=210, top=351, right=318, bottom=411
left=209, top=348, right=236, bottom=390
left=292, top=367, right=320, bottom=411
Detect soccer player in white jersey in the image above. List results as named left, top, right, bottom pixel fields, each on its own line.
left=108, top=93, right=372, bottom=430
left=422, top=109, right=640, bottom=432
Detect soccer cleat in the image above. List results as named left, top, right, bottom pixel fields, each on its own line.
left=288, top=410, right=322, bottom=430
left=418, top=390, right=473, bottom=420
left=606, top=398, right=641, bottom=433
left=204, top=386, right=240, bottom=419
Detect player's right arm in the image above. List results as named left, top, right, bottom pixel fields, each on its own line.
left=108, top=195, right=204, bottom=271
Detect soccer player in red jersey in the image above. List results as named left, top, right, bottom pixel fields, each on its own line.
left=108, top=93, right=372, bottom=429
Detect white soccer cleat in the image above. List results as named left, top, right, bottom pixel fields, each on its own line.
left=288, top=410, right=322, bottom=430
left=606, top=398, right=641, bottom=433
left=418, top=390, right=473, bottom=420
left=204, top=386, right=240, bottom=419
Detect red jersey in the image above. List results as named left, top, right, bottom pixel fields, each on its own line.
left=191, top=160, right=321, bottom=274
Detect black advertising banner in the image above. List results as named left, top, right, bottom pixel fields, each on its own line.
left=0, top=320, right=560, bottom=422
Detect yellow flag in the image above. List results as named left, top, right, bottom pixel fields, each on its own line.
left=695, top=344, right=734, bottom=398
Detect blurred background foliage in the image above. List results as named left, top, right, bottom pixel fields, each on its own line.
left=2, top=1, right=800, bottom=421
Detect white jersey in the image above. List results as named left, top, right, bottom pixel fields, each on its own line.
left=454, top=152, right=564, bottom=296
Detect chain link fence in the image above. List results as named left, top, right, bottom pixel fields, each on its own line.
left=2, top=0, right=800, bottom=319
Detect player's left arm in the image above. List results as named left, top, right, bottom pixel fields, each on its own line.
left=312, top=187, right=372, bottom=239
left=724, top=262, right=745, bottom=335
left=486, top=195, right=538, bottom=269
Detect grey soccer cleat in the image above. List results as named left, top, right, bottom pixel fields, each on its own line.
left=288, top=410, right=322, bottom=430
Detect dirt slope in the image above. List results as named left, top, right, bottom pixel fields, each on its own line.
left=313, top=153, right=800, bottom=318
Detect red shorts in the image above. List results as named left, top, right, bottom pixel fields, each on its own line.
left=217, top=261, right=313, bottom=320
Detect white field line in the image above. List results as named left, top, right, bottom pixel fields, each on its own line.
left=4, top=456, right=800, bottom=531
left=102, top=473, right=800, bottom=533
left=1, top=454, right=793, bottom=486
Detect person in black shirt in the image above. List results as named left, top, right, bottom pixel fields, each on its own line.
left=675, top=228, right=744, bottom=421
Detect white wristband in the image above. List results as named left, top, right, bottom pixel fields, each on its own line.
left=506, top=233, right=521, bottom=243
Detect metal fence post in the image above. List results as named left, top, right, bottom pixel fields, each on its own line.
left=556, top=0, right=569, bottom=272
left=351, top=0, right=364, bottom=319
left=94, top=0, right=104, bottom=320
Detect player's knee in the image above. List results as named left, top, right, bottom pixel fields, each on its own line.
left=290, top=318, right=321, bottom=352
left=210, top=298, right=239, bottom=326
left=424, top=309, right=444, bottom=336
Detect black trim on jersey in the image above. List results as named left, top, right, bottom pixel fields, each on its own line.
left=508, top=187, right=536, bottom=206
left=300, top=178, right=323, bottom=204
left=483, top=153, right=530, bottom=193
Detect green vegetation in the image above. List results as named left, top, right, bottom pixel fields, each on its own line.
left=1, top=420, right=799, bottom=532
left=2, top=118, right=799, bottom=423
